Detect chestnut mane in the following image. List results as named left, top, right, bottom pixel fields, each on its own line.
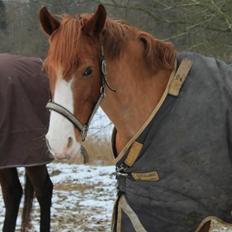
left=44, top=13, right=176, bottom=79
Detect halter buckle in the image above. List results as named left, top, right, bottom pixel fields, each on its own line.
left=101, top=59, right=107, bottom=75
left=81, top=125, right=88, bottom=142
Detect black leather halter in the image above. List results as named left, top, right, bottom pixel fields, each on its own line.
left=46, top=46, right=113, bottom=141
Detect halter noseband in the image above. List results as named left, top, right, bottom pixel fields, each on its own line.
left=46, top=45, right=113, bottom=141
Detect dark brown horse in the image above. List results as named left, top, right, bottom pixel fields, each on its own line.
left=39, top=4, right=232, bottom=232
left=0, top=54, right=53, bottom=232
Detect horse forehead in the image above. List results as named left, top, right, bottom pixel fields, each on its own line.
left=55, top=77, right=73, bottom=94
left=57, top=67, right=74, bottom=82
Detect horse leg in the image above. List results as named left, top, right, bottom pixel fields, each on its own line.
left=21, top=173, right=34, bottom=232
left=0, top=168, right=22, bottom=232
left=26, top=165, right=53, bottom=232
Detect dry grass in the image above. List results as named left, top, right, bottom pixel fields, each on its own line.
left=54, top=183, right=97, bottom=192
left=71, top=135, right=114, bottom=165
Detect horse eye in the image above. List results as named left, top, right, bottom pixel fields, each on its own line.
left=83, top=67, right=92, bottom=77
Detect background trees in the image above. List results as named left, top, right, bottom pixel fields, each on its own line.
left=0, top=0, right=231, bottom=162
left=0, top=0, right=231, bottom=62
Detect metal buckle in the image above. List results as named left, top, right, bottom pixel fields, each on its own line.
left=116, top=171, right=128, bottom=177
left=81, top=125, right=88, bottom=142
left=115, top=163, right=128, bottom=177
left=101, top=59, right=106, bottom=75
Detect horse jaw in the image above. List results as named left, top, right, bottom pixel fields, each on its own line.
left=46, top=73, right=80, bottom=160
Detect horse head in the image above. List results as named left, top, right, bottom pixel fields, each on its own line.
left=39, top=4, right=176, bottom=157
left=39, top=5, right=107, bottom=159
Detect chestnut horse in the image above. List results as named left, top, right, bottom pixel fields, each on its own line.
left=39, top=5, right=232, bottom=232
left=0, top=54, right=53, bottom=232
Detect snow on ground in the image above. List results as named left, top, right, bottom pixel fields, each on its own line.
left=0, top=163, right=116, bottom=232
left=1, top=162, right=232, bottom=231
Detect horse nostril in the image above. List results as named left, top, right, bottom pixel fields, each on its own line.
left=67, top=137, right=73, bottom=148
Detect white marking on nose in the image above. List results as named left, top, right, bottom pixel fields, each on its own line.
left=46, top=74, right=80, bottom=159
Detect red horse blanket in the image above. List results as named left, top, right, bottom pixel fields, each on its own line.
left=0, top=54, right=53, bottom=169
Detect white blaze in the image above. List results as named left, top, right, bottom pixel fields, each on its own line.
left=46, top=75, right=80, bottom=160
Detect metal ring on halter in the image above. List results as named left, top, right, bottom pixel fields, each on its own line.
left=101, top=59, right=107, bottom=75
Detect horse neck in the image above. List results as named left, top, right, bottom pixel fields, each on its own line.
left=101, top=50, right=172, bottom=153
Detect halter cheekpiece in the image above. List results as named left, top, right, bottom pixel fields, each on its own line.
left=46, top=45, right=111, bottom=141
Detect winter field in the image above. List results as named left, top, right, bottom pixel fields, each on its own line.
left=0, top=163, right=116, bottom=232
left=1, top=110, right=232, bottom=232
left=1, top=163, right=232, bottom=232
left=0, top=110, right=116, bottom=231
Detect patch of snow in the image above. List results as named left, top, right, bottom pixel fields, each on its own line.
left=0, top=163, right=116, bottom=232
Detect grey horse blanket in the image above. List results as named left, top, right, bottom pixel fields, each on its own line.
left=0, top=54, right=53, bottom=169
left=112, top=52, right=232, bottom=232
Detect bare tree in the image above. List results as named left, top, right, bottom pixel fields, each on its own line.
left=1, top=0, right=231, bottom=61
left=101, top=0, right=232, bottom=62
left=0, top=0, right=7, bottom=31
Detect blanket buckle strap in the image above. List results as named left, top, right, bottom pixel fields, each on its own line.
left=115, top=163, right=129, bottom=194
left=116, top=163, right=128, bottom=177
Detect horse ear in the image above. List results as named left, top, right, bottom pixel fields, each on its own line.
left=39, top=7, right=60, bottom=36
left=139, top=32, right=176, bottom=72
left=82, top=4, right=107, bottom=37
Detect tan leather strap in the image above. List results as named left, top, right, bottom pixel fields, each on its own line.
left=131, top=170, right=160, bottom=181
left=124, top=142, right=143, bottom=167
left=169, top=58, right=192, bottom=96
left=116, top=195, right=147, bottom=232
left=195, top=216, right=232, bottom=232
